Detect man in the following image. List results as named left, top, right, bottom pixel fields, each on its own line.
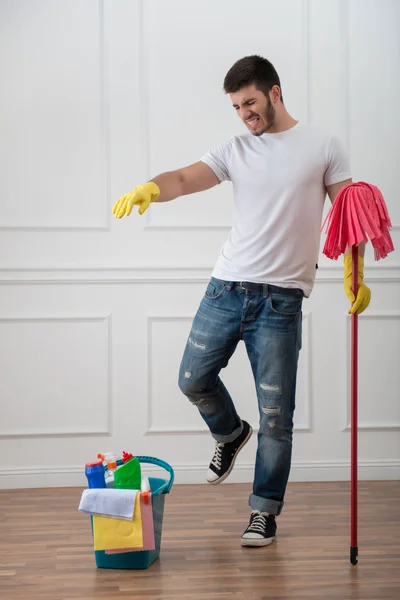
left=113, top=56, right=371, bottom=547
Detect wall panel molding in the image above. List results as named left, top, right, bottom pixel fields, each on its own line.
left=0, top=314, right=113, bottom=438
left=342, top=311, right=400, bottom=432
left=0, top=0, right=111, bottom=232
left=340, top=0, right=400, bottom=230
left=0, top=264, right=399, bottom=284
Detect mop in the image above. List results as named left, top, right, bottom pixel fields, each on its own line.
left=321, top=181, right=394, bottom=565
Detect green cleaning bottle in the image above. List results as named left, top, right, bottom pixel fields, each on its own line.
left=114, top=452, right=141, bottom=490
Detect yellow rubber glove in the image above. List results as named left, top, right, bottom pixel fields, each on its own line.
left=112, top=182, right=160, bottom=218
left=344, top=253, right=371, bottom=314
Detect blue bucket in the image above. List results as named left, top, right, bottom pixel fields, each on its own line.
left=92, top=456, right=174, bottom=570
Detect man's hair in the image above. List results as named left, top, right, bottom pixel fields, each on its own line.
left=223, top=55, right=283, bottom=102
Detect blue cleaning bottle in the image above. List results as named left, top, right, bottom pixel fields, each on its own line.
left=85, top=459, right=106, bottom=489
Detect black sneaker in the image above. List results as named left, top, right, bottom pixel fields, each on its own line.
left=241, top=511, right=277, bottom=547
left=206, top=420, right=252, bottom=484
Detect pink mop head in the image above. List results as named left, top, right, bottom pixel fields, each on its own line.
left=321, top=182, right=394, bottom=260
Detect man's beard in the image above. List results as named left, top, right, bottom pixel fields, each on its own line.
left=253, top=96, right=276, bottom=136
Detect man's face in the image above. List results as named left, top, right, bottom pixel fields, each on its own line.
left=230, top=84, right=275, bottom=136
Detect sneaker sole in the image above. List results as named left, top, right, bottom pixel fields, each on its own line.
left=207, top=424, right=253, bottom=485
left=240, top=536, right=275, bottom=547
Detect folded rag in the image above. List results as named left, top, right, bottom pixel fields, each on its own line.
left=93, top=493, right=143, bottom=551
left=105, top=492, right=155, bottom=554
left=78, top=488, right=138, bottom=521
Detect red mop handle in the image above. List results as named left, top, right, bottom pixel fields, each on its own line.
left=350, top=245, right=358, bottom=565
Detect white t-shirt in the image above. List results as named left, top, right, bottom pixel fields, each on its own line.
left=201, top=122, right=351, bottom=297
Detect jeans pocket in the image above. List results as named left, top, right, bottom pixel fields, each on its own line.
left=269, top=293, right=303, bottom=316
left=204, top=278, right=228, bottom=300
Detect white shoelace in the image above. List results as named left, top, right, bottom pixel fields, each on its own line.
left=211, top=442, right=225, bottom=469
left=249, top=512, right=267, bottom=534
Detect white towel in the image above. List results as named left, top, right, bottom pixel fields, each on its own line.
left=78, top=488, right=139, bottom=520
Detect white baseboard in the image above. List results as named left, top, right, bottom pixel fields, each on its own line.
left=0, top=460, right=399, bottom=489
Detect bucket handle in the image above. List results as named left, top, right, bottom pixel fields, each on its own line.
left=136, top=456, right=174, bottom=494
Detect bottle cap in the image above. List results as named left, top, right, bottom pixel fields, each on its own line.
left=122, top=451, right=134, bottom=463
left=85, top=460, right=103, bottom=468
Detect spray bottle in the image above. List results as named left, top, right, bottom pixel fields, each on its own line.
left=97, top=453, right=119, bottom=488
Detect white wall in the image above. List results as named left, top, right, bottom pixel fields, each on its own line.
left=0, top=0, right=399, bottom=489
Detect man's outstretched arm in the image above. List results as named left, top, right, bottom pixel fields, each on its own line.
left=112, top=161, right=220, bottom=217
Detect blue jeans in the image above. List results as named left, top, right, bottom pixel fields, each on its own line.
left=178, top=277, right=303, bottom=516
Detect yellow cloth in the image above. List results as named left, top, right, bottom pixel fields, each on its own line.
left=93, top=492, right=143, bottom=551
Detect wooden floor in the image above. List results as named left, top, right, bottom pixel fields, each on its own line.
left=0, top=481, right=399, bottom=600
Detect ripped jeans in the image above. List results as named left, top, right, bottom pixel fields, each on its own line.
left=178, top=277, right=303, bottom=516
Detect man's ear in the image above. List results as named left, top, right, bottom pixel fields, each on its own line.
left=269, top=85, right=281, bottom=104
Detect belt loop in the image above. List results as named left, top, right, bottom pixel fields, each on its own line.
left=262, top=284, right=268, bottom=298
left=239, top=281, right=246, bottom=294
